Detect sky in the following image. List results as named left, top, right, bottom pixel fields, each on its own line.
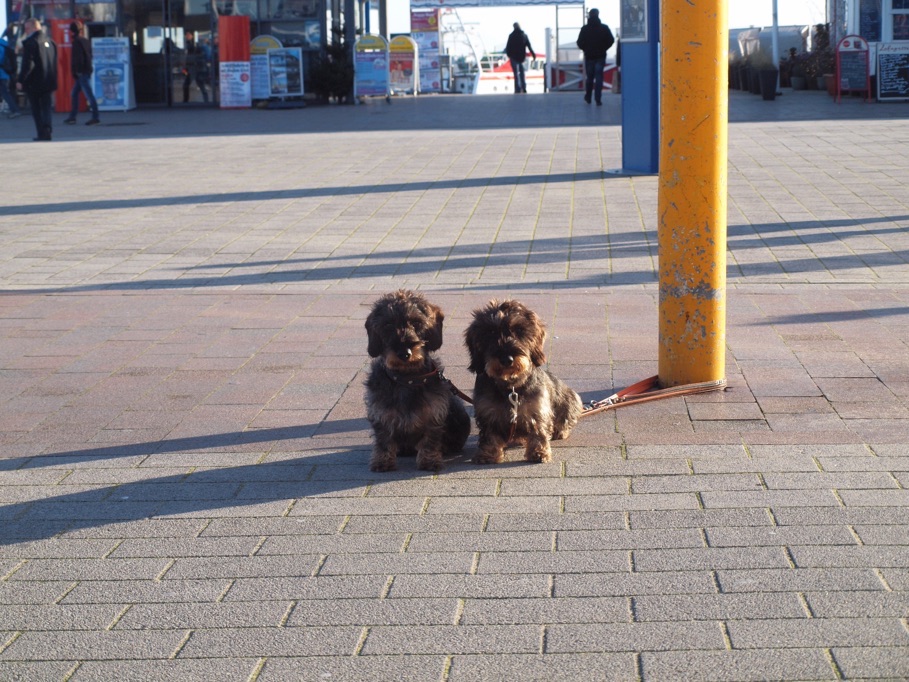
left=378, top=0, right=827, bottom=54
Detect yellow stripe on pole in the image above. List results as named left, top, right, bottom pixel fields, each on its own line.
left=658, top=0, right=728, bottom=387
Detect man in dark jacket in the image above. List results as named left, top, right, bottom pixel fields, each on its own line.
left=64, top=20, right=100, bottom=126
left=17, top=17, right=57, bottom=140
left=576, top=8, right=615, bottom=105
left=505, top=22, right=535, bottom=94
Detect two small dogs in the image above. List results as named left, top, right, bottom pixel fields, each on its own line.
left=365, top=290, right=582, bottom=471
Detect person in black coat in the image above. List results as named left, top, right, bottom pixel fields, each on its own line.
left=17, top=17, right=57, bottom=140
left=576, top=8, right=615, bottom=105
left=505, top=22, right=535, bottom=94
left=64, top=20, right=100, bottom=125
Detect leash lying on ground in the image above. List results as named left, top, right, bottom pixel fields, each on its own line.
left=578, top=375, right=727, bottom=417
left=443, top=372, right=727, bottom=415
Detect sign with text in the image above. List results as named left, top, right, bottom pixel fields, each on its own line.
left=877, top=43, right=909, bottom=101
left=836, top=35, right=870, bottom=102
left=354, top=34, right=389, bottom=98
left=91, top=37, right=135, bottom=111
left=268, top=47, right=304, bottom=97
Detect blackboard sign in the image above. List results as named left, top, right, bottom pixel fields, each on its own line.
left=836, top=35, right=870, bottom=102
left=878, top=50, right=909, bottom=101
left=859, top=0, right=881, bottom=42
left=839, top=51, right=869, bottom=91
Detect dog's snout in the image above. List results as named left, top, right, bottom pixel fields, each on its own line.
left=500, top=353, right=515, bottom=367
left=398, top=347, right=413, bottom=361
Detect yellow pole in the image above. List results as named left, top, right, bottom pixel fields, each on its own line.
left=658, top=0, right=728, bottom=387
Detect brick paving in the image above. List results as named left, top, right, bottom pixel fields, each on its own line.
left=0, top=88, right=908, bottom=680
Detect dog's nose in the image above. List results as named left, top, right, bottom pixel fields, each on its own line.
left=399, top=348, right=413, bottom=361
left=502, top=355, right=514, bottom=366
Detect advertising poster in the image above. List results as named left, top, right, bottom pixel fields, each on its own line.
left=389, top=35, right=418, bottom=94
left=91, top=37, right=134, bottom=110
left=410, top=9, right=438, bottom=32
left=219, top=15, right=251, bottom=108
left=411, top=14, right=440, bottom=94
left=220, top=61, right=252, bottom=107
left=268, top=47, right=304, bottom=97
left=251, top=35, right=283, bottom=100
left=354, top=35, right=389, bottom=97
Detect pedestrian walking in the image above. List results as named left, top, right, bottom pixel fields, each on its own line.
left=505, top=22, right=535, bottom=94
left=64, top=20, right=100, bottom=126
left=182, top=32, right=209, bottom=103
left=576, top=8, right=615, bottom=105
left=16, top=17, right=57, bottom=141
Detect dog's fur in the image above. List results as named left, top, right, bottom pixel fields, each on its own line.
left=464, top=299, right=582, bottom=464
left=364, top=290, right=470, bottom=472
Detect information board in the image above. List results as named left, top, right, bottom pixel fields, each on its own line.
left=91, top=37, right=135, bottom=111
left=251, top=35, right=283, bottom=100
left=835, top=35, right=870, bottom=102
left=354, top=34, right=389, bottom=98
left=267, top=48, right=304, bottom=97
left=389, top=35, right=418, bottom=95
left=877, top=44, right=909, bottom=101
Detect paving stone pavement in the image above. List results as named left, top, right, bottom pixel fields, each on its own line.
left=1, top=88, right=908, bottom=681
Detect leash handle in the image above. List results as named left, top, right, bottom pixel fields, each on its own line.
left=581, top=375, right=726, bottom=418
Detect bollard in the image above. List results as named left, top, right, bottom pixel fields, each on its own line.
left=657, top=0, right=728, bottom=387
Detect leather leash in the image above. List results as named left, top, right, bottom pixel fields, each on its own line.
left=443, top=373, right=727, bottom=416
left=579, top=375, right=727, bottom=417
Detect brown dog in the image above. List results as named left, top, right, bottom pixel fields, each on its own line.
left=364, top=290, right=470, bottom=471
left=464, top=299, right=582, bottom=464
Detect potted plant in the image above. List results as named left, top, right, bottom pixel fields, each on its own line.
left=811, top=23, right=836, bottom=93
left=749, top=50, right=778, bottom=100
left=789, top=53, right=808, bottom=90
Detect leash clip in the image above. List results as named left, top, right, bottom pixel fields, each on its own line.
left=508, top=388, right=520, bottom=423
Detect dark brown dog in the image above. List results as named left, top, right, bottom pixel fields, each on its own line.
left=464, top=299, right=582, bottom=464
left=364, top=290, right=470, bottom=472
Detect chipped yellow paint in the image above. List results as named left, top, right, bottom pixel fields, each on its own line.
left=657, top=0, right=728, bottom=387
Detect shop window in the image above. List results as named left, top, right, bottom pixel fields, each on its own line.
left=216, top=0, right=258, bottom=19
left=24, top=0, right=71, bottom=21
left=259, top=20, right=320, bottom=48
left=262, top=0, right=317, bottom=20
left=75, top=0, right=118, bottom=24
left=894, top=0, right=909, bottom=40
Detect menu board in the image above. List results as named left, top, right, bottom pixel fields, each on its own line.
left=838, top=51, right=869, bottom=92
left=878, top=49, right=909, bottom=101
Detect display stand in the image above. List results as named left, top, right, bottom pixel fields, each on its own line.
left=354, top=34, right=390, bottom=102
left=836, top=35, right=870, bottom=103
left=92, top=37, right=135, bottom=111
left=219, top=15, right=251, bottom=108
left=877, top=42, right=909, bottom=102
left=251, top=35, right=283, bottom=102
left=266, top=47, right=305, bottom=107
left=389, top=35, right=418, bottom=96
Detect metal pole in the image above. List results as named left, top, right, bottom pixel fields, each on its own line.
left=771, top=0, right=781, bottom=92
left=657, top=0, right=728, bottom=386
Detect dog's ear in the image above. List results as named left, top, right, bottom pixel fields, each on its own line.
left=365, top=308, right=384, bottom=357
left=423, top=301, right=444, bottom=352
left=526, top=309, right=548, bottom=367
left=464, top=317, right=485, bottom=374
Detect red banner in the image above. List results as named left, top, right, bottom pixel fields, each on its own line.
left=219, top=15, right=251, bottom=62
left=51, top=19, right=82, bottom=113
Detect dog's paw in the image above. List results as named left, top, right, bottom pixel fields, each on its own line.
left=416, top=453, right=444, bottom=471
left=525, top=443, right=552, bottom=463
left=370, top=455, right=398, bottom=472
left=552, top=426, right=572, bottom=441
left=472, top=447, right=505, bottom=465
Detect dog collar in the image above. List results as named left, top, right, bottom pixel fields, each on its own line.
left=385, top=364, right=443, bottom=387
